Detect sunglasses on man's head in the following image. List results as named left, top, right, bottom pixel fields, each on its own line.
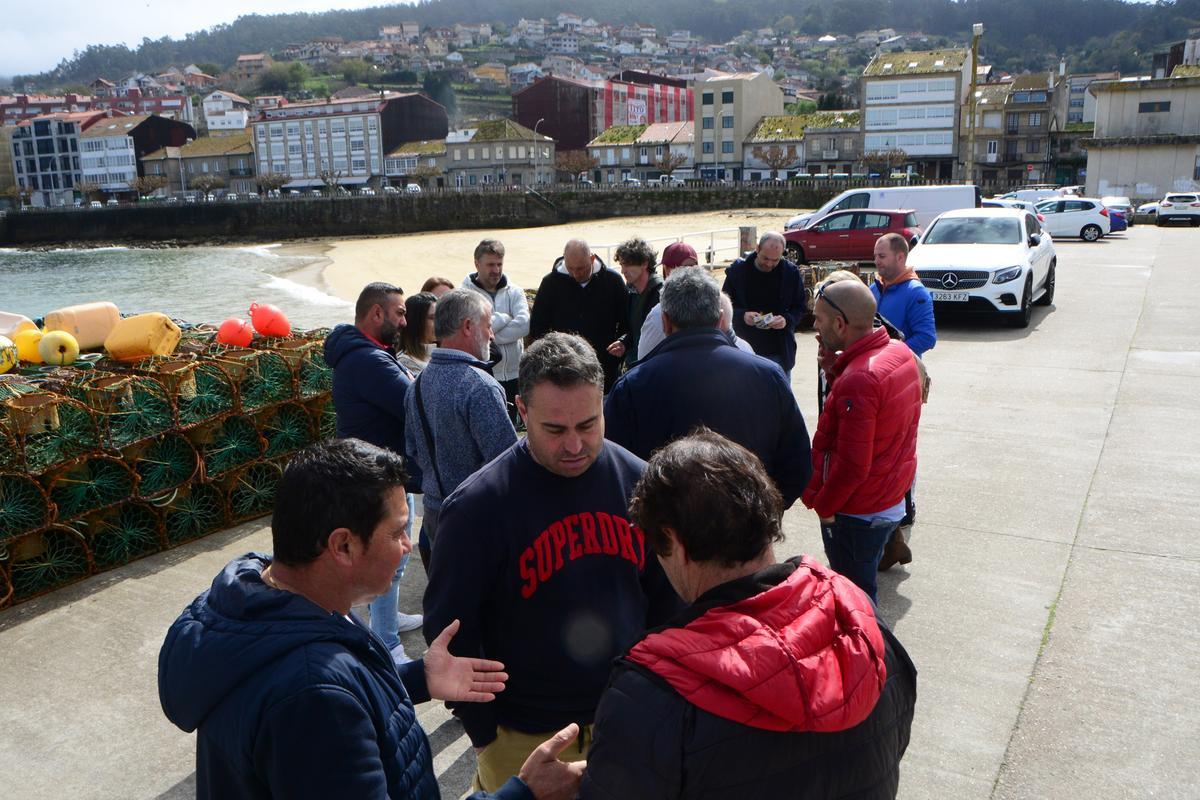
left=815, top=285, right=848, bottom=324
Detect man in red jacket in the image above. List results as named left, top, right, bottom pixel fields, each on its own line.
left=802, top=279, right=922, bottom=603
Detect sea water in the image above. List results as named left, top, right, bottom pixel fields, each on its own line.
left=0, top=245, right=352, bottom=330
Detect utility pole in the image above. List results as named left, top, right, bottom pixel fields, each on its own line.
left=533, top=118, right=544, bottom=185
left=965, top=23, right=984, bottom=185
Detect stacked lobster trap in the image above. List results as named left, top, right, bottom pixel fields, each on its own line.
left=0, top=327, right=333, bottom=609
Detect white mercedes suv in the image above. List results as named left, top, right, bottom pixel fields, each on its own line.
left=907, top=207, right=1057, bottom=328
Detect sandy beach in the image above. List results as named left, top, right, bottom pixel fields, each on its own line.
left=278, top=208, right=799, bottom=302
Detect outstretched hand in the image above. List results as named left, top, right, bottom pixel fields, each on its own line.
left=519, top=723, right=587, bottom=800
left=424, top=619, right=508, bottom=702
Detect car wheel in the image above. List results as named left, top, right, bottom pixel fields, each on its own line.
left=1007, top=275, right=1033, bottom=328
left=1192, top=218, right=1200, bottom=227
left=1081, top=224, right=1102, bottom=242
left=785, top=243, right=805, bottom=264
left=1034, top=261, right=1055, bottom=306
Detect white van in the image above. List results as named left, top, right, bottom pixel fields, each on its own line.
left=785, top=184, right=980, bottom=230
left=996, top=186, right=1062, bottom=204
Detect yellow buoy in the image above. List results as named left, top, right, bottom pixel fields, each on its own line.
left=0, top=335, right=18, bottom=374
left=38, top=330, right=80, bottom=366
left=13, top=328, right=44, bottom=363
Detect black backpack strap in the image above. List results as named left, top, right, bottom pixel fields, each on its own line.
left=413, top=373, right=448, bottom=498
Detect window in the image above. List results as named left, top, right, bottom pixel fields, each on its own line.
left=721, top=90, right=734, bottom=103
left=701, top=91, right=713, bottom=105
left=1138, top=101, right=1171, bottom=113
left=453, top=149, right=462, bottom=161
left=702, top=117, right=714, bottom=129
left=866, top=82, right=899, bottom=102
left=1006, top=113, right=1019, bottom=132
left=859, top=213, right=891, bottom=230
left=721, top=140, right=734, bottom=153
left=468, top=148, right=476, bottom=160
left=987, top=139, right=998, bottom=155
left=622, top=147, right=631, bottom=159
left=482, top=147, right=490, bottom=159
left=816, top=213, right=855, bottom=232
left=640, top=146, right=648, bottom=157
left=286, top=123, right=300, bottom=137
left=1028, top=113, right=1042, bottom=127
left=469, top=174, right=477, bottom=185
left=1027, top=139, right=1041, bottom=154
left=722, top=116, right=733, bottom=129
left=1069, top=98, right=1085, bottom=108
left=702, top=141, right=714, bottom=154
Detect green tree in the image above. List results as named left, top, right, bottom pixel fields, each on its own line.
left=197, top=63, right=222, bottom=77
left=422, top=71, right=457, bottom=120
left=341, top=59, right=373, bottom=85
left=257, top=63, right=295, bottom=94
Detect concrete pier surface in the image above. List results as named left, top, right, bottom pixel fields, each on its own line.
left=2, top=224, right=1197, bottom=799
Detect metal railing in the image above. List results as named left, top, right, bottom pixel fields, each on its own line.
left=591, top=227, right=744, bottom=268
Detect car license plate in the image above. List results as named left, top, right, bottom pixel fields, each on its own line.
left=931, top=291, right=969, bottom=302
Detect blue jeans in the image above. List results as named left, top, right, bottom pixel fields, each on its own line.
left=369, top=492, right=416, bottom=650
left=820, top=514, right=899, bottom=604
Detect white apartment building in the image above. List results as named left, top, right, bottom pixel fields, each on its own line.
left=250, top=93, right=447, bottom=189
left=861, top=49, right=969, bottom=180
left=79, top=117, right=139, bottom=193
left=202, top=91, right=251, bottom=132
left=547, top=32, right=582, bottom=54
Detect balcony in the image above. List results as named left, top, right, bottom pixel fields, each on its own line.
left=984, top=153, right=997, bottom=163
left=822, top=150, right=839, bottom=160
left=228, top=168, right=254, bottom=177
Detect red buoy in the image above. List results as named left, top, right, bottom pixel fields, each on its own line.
left=216, top=318, right=254, bottom=347
left=249, top=303, right=292, bottom=338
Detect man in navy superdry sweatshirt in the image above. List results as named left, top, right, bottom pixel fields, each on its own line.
left=423, top=332, right=682, bottom=794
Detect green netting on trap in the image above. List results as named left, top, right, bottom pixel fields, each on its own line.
left=208, top=347, right=295, bottom=413
left=227, top=461, right=282, bottom=522
left=0, top=426, right=20, bottom=472
left=71, top=374, right=175, bottom=450
left=7, top=526, right=92, bottom=602
left=254, top=335, right=332, bottom=399
left=260, top=402, right=315, bottom=458
left=159, top=482, right=227, bottom=545
left=83, top=502, right=163, bottom=570
left=0, top=473, right=53, bottom=544
left=111, top=357, right=236, bottom=429
left=297, top=351, right=332, bottom=398
left=45, top=456, right=136, bottom=521
left=128, top=433, right=200, bottom=498
left=0, top=565, right=11, bottom=608
left=0, top=388, right=101, bottom=475
left=306, top=395, right=336, bottom=440
left=193, top=415, right=264, bottom=479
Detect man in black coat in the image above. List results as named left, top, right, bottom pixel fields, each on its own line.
left=529, top=238, right=628, bottom=391
left=722, top=231, right=807, bottom=378
left=578, top=431, right=917, bottom=800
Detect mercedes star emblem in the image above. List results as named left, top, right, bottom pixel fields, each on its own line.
left=941, top=273, right=960, bottom=289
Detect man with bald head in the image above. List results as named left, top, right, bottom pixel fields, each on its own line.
left=801, top=278, right=923, bottom=603
left=722, top=231, right=806, bottom=379
left=530, top=238, right=628, bottom=391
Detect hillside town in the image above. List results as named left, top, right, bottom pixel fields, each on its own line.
left=3, top=15, right=1200, bottom=209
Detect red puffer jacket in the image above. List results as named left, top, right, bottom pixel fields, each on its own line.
left=802, top=326, right=922, bottom=519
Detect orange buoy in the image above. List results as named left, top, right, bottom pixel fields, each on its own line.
left=217, top=318, right=254, bottom=347
left=249, top=303, right=291, bottom=338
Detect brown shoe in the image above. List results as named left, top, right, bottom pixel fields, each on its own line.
left=878, top=529, right=913, bottom=572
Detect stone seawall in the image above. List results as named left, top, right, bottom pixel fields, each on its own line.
left=0, top=185, right=855, bottom=247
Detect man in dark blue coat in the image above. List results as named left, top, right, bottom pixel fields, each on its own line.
left=157, top=439, right=584, bottom=800
left=605, top=267, right=812, bottom=508
left=721, top=231, right=807, bottom=378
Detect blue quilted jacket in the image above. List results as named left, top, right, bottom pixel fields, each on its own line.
left=158, top=553, right=532, bottom=800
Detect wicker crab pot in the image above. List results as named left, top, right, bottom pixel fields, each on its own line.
left=77, top=501, right=165, bottom=572
left=105, top=355, right=236, bottom=430
left=3, top=525, right=92, bottom=604
left=304, top=394, right=337, bottom=441
left=257, top=402, right=316, bottom=459
left=188, top=414, right=265, bottom=480
left=224, top=460, right=283, bottom=524
left=0, top=383, right=101, bottom=475
left=0, top=472, right=55, bottom=545
left=66, top=372, right=175, bottom=450
left=0, top=564, right=11, bottom=609
left=42, top=455, right=137, bottom=522
left=125, top=432, right=200, bottom=499
left=154, top=481, right=229, bottom=546
left=253, top=331, right=333, bottom=400
left=205, top=346, right=295, bottom=413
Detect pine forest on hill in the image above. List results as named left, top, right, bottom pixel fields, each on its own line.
left=10, top=0, right=1200, bottom=90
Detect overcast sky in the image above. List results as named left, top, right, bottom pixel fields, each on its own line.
left=0, top=0, right=405, bottom=77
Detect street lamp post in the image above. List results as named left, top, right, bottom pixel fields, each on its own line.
left=533, top=118, right=545, bottom=185
left=965, top=22, right=984, bottom=185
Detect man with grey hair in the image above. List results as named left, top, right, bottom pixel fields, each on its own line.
left=529, top=238, right=628, bottom=391
left=405, top=288, right=517, bottom=568
left=722, top=230, right=806, bottom=379
left=424, top=331, right=681, bottom=794
left=605, top=267, right=812, bottom=508
left=719, top=292, right=755, bottom=353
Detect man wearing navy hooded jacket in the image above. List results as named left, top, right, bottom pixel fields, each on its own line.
left=157, top=439, right=584, bottom=800
left=579, top=431, right=916, bottom=799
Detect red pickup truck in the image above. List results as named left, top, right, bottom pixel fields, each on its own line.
left=783, top=209, right=922, bottom=264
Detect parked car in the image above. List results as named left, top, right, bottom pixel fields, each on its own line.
left=622, top=177, right=642, bottom=187
left=225, top=193, right=239, bottom=202
left=358, top=187, right=376, bottom=197
left=382, top=185, right=400, bottom=195
left=1108, top=210, right=1128, bottom=233
left=1137, top=201, right=1159, bottom=217
left=908, top=207, right=1057, bottom=328
left=404, top=183, right=422, bottom=194
left=1156, top=193, right=1200, bottom=226
left=245, top=192, right=260, bottom=201
left=659, top=175, right=685, bottom=186
left=984, top=198, right=1044, bottom=219
left=105, top=198, right=119, bottom=207
left=783, top=209, right=921, bottom=264
left=577, top=178, right=595, bottom=187
left=998, top=186, right=1063, bottom=204
left=1034, top=197, right=1111, bottom=241
left=785, top=184, right=980, bottom=230
left=89, top=200, right=102, bottom=209
left=1101, top=195, right=1135, bottom=226
left=184, top=195, right=197, bottom=204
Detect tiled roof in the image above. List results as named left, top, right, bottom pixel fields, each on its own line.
left=974, top=83, right=1011, bottom=107
left=1063, top=121, right=1095, bottom=133
left=1009, top=72, right=1052, bottom=91
left=387, top=139, right=446, bottom=156
left=237, top=54, right=267, bottom=61
left=588, top=124, right=647, bottom=145
left=464, top=118, right=547, bottom=142
left=638, top=121, right=692, bottom=144
left=1172, top=64, right=1200, bottom=78
left=745, top=111, right=861, bottom=142
left=80, top=114, right=155, bottom=136
left=864, top=49, right=967, bottom=77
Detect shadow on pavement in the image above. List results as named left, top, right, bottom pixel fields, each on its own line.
left=876, top=569, right=912, bottom=629
left=933, top=305, right=1054, bottom=343
left=153, top=772, right=195, bottom=799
